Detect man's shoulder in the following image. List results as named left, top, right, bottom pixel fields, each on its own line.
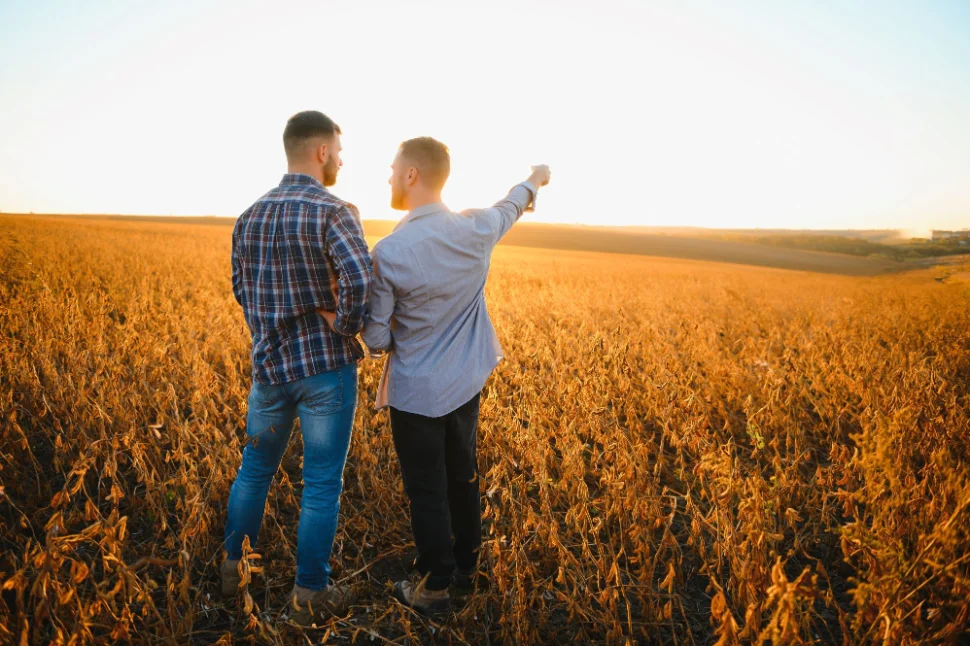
left=258, top=183, right=355, bottom=212
left=373, top=229, right=419, bottom=265
left=306, top=191, right=363, bottom=225
left=313, top=188, right=357, bottom=212
left=379, top=211, right=476, bottom=249
left=372, top=233, right=401, bottom=259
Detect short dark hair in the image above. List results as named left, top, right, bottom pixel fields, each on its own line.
left=399, top=137, right=450, bottom=190
left=283, top=111, right=341, bottom=159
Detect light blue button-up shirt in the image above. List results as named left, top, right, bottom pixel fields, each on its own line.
left=361, top=182, right=538, bottom=417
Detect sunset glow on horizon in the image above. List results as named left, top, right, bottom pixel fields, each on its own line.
left=1, top=0, right=969, bottom=231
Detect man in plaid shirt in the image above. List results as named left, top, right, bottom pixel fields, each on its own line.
left=222, top=111, right=372, bottom=626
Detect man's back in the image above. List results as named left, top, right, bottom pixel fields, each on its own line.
left=363, top=183, right=536, bottom=417
left=232, top=173, right=371, bottom=385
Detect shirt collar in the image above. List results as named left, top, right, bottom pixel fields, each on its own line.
left=279, top=173, right=328, bottom=191
left=395, top=201, right=448, bottom=231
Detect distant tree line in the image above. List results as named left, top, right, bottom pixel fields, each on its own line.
left=712, top=233, right=968, bottom=261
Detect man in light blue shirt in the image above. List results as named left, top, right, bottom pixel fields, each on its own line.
left=361, top=137, right=550, bottom=615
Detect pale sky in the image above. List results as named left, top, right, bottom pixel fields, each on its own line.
left=1, top=0, right=969, bottom=231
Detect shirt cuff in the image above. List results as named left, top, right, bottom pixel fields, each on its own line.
left=517, top=181, right=539, bottom=212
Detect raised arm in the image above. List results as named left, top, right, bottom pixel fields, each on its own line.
left=325, top=204, right=373, bottom=336
left=469, top=165, right=551, bottom=248
left=361, top=247, right=395, bottom=354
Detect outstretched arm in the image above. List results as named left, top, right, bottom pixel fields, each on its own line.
left=470, top=165, right=552, bottom=247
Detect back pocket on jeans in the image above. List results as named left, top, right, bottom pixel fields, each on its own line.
left=302, top=369, right=345, bottom=415
left=250, top=381, right=282, bottom=410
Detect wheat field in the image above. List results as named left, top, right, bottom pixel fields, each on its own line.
left=1, top=214, right=968, bottom=645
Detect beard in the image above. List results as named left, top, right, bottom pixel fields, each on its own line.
left=390, top=177, right=408, bottom=210
left=322, top=155, right=340, bottom=187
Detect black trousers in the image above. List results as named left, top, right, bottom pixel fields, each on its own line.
left=390, top=393, right=482, bottom=591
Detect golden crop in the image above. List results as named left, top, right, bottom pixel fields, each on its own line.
left=1, top=215, right=968, bottom=645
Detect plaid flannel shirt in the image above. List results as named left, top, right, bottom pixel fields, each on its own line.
left=232, top=173, right=373, bottom=384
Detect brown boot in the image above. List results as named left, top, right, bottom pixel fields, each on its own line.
left=393, top=575, right=451, bottom=617
left=220, top=559, right=241, bottom=598
left=288, top=583, right=356, bottom=626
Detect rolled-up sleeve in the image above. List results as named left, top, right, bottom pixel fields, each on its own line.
left=361, top=245, right=395, bottom=353
left=326, top=204, right=373, bottom=336
left=467, top=182, right=538, bottom=248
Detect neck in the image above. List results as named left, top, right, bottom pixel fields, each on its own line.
left=287, top=163, right=323, bottom=184
left=407, top=190, right=443, bottom=212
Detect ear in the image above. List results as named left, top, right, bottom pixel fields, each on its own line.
left=406, top=166, right=419, bottom=187
left=316, top=141, right=329, bottom=164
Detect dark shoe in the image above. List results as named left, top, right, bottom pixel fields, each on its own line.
left=220, top=559, right=241, bottom=598
left=393, top=576, right=451, bottom=617
left=288, top=583, right=356, bottom=626
left=453, top=566, right=477, bottom=592
left=454, top=564, right=489, bottom=593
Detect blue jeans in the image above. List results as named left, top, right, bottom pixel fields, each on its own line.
left=225, top=363, right=357, bottom=590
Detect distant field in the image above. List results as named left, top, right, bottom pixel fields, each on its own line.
left=1, top=213, right=968, bottom=644
left=3, top=214, right=913, bottom=276
left=485, top=223, right=908, bottom=275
